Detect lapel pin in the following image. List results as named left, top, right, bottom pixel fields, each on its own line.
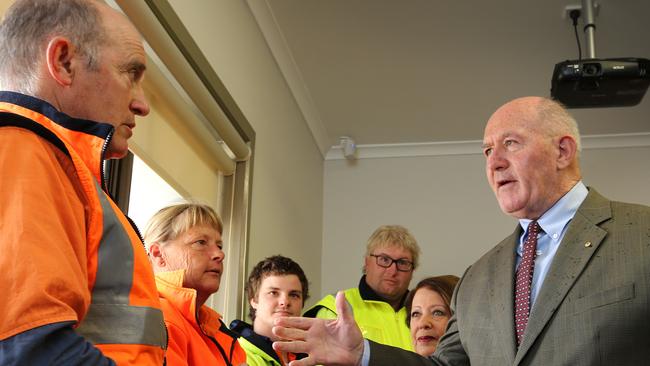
left=584, top=241, right=592, bottom=248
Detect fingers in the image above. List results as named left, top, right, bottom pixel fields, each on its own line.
left=335, top=291, right=353, bottom=322
left=274, top=316, right=316, bottom=330
left=273, top=339, right=308, bottom=354
left=272, top=325, right=307, bottom=341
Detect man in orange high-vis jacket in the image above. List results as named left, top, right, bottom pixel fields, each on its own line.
left=0, top=0, right=167, bottom=365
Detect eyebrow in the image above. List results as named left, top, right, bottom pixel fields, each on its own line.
left=121, top=60, right=147, bottom=79
left=264, top=286, right=302, bottom=293
left=126, top=60, right=146, bottom=72
left=377, top=253, right=411, bottom=260
left=186, top=232, right=222, bottom=243
left=482, top=132, right=517, bottom=149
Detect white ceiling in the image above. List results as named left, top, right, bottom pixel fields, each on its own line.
left=248, top=0, right=650, bottom=153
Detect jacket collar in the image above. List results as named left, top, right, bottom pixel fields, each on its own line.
left=230, top=320, right=281, bottom=363
left=358, top=275, right=409, bottom=309
left=0, top=91, right=114, bottom=184
left=155, top=270, right=224, bottom=334
left=489, top=188, right=612, bottom=365
left=514, top=188, right=611, bottom=364
left=230, top=319, right=306, bottom=364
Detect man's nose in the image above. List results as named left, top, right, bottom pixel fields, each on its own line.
left=278, top=294, right=288, bottom=306
left=486, top=148, right=507, bottom=171
left=131, top=88, right=150, bottom=117
left=385, top=261, right=398, bottom=275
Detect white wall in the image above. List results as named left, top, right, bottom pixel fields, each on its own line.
left=168, top=0, right=324, bottom=311
left=322, top=144, right=650, bottom=297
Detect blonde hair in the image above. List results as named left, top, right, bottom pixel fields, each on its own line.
left=365, top=225, right=421, bottom=269
left=143, top=202, right=223, bottom=251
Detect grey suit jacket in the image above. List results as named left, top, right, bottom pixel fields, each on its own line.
left=369, top=189, right=650, bottom=365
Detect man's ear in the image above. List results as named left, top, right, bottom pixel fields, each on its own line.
left=250, top=296, right=258, bottom=310
left=557, top=135, right=578, bottom=169
left=148, top=243, right=166, bottom=268
left=45, top=37, right=77, bottom=86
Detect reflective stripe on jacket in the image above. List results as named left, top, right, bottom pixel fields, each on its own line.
left=156, top=270, right=246, bottom=366
left=0, top=91, right=166, bottom=365
left=304, top=285, right=413, bottom=351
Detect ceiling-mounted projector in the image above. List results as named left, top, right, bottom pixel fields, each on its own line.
left=550, top=0, right=650, bottom=108
left=551, top=58, right=650, bottom=108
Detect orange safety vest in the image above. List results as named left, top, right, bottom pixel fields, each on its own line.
left=0, top=92, right=167, bottom=365
left=156, top=270, right=246, bottom=366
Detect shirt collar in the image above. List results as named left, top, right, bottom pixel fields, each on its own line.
left=518, top=181, right=589, bottom=243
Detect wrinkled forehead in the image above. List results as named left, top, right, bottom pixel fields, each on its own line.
left=485, top=97, right=548, bottom=133
left=483, top=106, right=542, bottom=143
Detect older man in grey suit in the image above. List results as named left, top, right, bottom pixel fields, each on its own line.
left=272, top=96, right=650, bottom=366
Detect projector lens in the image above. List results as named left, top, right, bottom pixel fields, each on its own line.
left=583, top=63, right=601, bottom=76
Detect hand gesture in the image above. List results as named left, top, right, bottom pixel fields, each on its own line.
left=272, top=291, right=364, bottom=366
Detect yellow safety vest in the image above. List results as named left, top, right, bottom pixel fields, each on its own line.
left=305, top=287, right=413, bottom=351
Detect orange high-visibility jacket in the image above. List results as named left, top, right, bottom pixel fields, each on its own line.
left=0, top=92, right=167, bottom=364
left=155, top=270, right=246, bottom=366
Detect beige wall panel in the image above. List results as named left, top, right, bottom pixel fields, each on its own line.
left=322, top=146, right=650, bottom=298
left=168, top=0, right=324, bottom=312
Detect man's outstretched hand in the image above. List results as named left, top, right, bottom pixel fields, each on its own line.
left=272, top=291, right=365, bottom=366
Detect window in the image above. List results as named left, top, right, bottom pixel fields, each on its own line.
left=105, top=0, right=255, bottom=322
left=128, top=154, right=184, bottom=232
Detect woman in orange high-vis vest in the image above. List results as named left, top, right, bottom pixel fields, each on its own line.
left=144, top=203, right=247, bottom=366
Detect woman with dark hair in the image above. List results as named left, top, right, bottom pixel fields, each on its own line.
left=405, top=275, right=459, bottom=357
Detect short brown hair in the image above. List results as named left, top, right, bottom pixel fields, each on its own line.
left=246, top=255, right=309, bottom=321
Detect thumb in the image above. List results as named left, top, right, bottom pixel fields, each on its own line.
left=335, top=291, right=353, bottom=322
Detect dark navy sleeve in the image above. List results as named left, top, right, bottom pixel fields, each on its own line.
left=0, top=321, right=116, bottom=365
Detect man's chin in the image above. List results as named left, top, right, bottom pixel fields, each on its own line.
left=104, top=145, right=129, bottom=159
left=381, top=288, right=406, bottom=299
left=497, top=198, right=523, bottom=215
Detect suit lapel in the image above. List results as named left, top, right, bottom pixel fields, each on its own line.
left=489, top=228, right=520, bottom=365
left=514, top=189, right=611, bottom=365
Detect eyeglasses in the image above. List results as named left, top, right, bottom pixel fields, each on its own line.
left=369, top=254, right=414, bottom=272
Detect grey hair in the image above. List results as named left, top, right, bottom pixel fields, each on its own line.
left=0, top=0, right=107, bottom=94
left=537, top=98, right=582, bottom=153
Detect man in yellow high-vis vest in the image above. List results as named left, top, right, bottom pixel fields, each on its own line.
left=304, top=225, right=421, bottom=351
